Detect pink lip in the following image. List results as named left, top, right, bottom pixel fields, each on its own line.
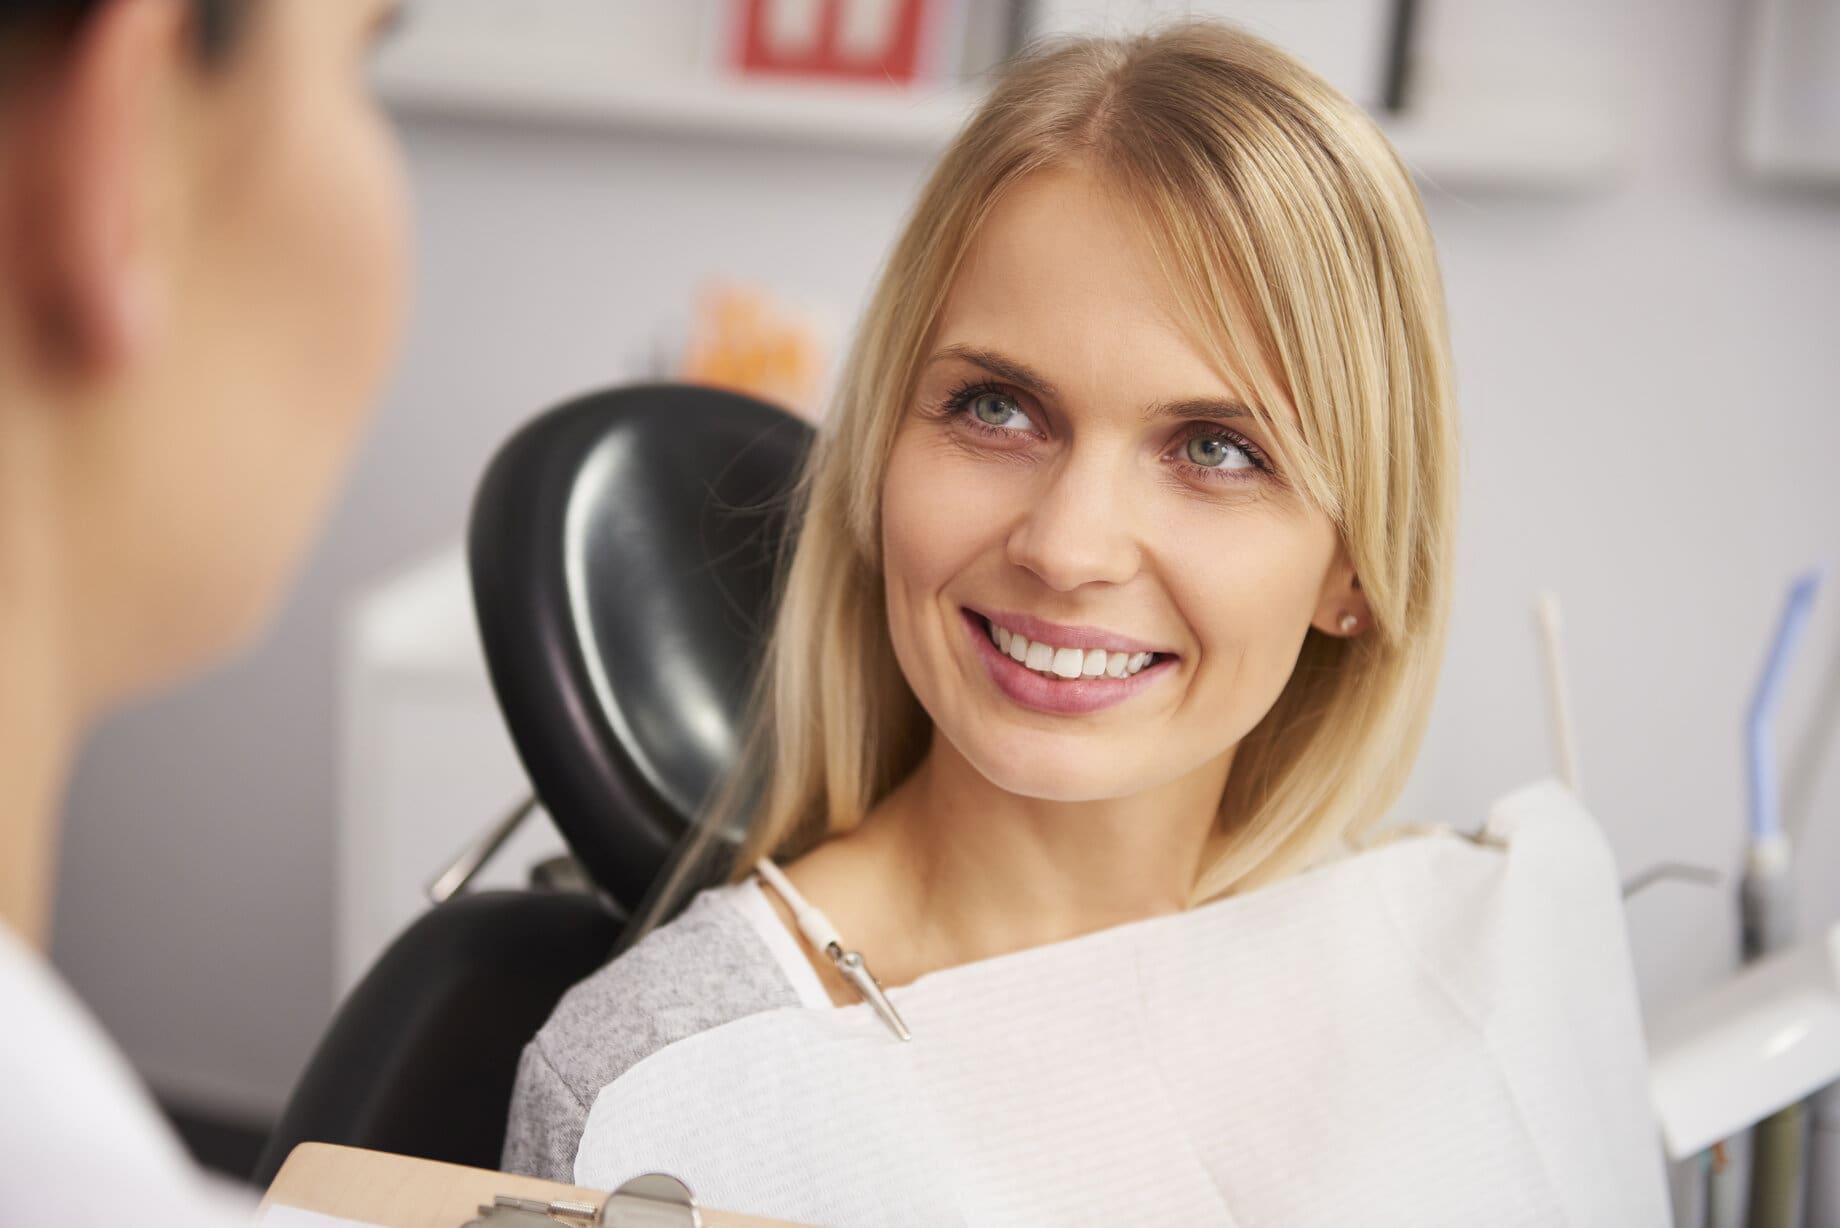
left=968, top=607, right=1172, bottom=656
left=961, top=609, right=1175, bottom=716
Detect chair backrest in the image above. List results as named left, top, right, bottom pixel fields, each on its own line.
left=257, top=386, right=809, bottom=1181
left=469, top=383, right=813, bottom=916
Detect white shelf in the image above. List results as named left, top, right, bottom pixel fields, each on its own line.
left=375, top=53, right=1615, bottom=191
left=375, top=52, right=983, bottom=151
left=1386, top=108, right=1620, bottom=194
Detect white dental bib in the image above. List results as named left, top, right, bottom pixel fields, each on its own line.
left=575, top=783, right=1670, bottom=1226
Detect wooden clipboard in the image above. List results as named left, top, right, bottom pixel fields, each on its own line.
left=261, top=1142, right=816, bottom=1227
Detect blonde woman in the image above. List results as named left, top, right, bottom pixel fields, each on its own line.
left=507, top=21, right=1667, bottom=1225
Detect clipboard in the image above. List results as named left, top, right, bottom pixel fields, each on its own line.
left=261, top=1142, right=816, bottom=1228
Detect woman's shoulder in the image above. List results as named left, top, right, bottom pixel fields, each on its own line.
left=524, top=882, right=805, bottom=1103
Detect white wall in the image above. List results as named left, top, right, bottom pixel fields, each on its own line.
left=50, top=0, right=1840, bottom=1116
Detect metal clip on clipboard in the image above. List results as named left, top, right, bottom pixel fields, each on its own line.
left=465, top=1172, right=702, bottom=1228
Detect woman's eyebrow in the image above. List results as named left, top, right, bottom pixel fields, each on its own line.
left=927, top=345, right=1060, bottom=399
left=1143, top=397, right=1256, bottom=424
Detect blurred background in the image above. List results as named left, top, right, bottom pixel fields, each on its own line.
left=44, top=0, right=1840, bottom=1197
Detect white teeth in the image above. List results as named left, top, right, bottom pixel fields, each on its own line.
left=984, top=616, right=1162, bottom=682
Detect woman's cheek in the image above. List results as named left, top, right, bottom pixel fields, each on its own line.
left=1175, top=515, right=1334, bottom=707
left=885, top=436, right=1007, bottom=579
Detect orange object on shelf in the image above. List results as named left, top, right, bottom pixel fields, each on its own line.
left=679, top=284, right=829, bottom=421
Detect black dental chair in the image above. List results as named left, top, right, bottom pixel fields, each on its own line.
left=251, top=384, right=813, bottom=1184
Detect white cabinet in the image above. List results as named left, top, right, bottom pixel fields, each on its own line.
left=335, top=546, right=569, bottom=995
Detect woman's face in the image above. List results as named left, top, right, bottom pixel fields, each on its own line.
left=79, top=0, right=410, bottom=695
left=880, top=168, right=1356, bottom=803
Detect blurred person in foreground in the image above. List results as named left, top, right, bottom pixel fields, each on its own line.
left=0, top=0, right=408, bottom=1221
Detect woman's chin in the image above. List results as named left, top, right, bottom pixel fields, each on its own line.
left=959, top=740, right=1152, bottom=804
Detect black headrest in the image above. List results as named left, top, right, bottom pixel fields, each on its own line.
left=468, top=384, right=813, bottom=914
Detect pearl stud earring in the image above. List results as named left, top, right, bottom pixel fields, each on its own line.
left=1338, top=613, right=1359, bottom=634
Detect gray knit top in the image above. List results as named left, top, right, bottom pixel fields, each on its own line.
left=500, top=881, right=827, bottom=1183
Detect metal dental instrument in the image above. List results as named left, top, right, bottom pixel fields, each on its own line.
left=755, top=857, right=913, bottom=1042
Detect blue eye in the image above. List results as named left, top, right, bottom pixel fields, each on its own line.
left=942, top=382, right=1037, bottom=435
left=1185, top=434, right=1254, bottom=470
left=969, top=391, right=1030, bottom=430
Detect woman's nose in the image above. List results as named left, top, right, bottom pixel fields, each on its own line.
left=1004, top=448, right=1141, bottom=592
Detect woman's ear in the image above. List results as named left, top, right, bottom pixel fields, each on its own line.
left=1310, top=556, right=1371, bottom=638
left=8, top=0, right=186, bottom=377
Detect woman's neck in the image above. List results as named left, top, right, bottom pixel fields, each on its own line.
left=0, top=579, right=79, bottom=952
left=789, top=736, right=1232, bottom=990
left=0, top=412, right=83, bottom=951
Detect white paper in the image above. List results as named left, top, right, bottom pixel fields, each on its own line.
left=579, top=783, right=1673, bottom=1227
left=259, top=1206, right=385, bottom=1228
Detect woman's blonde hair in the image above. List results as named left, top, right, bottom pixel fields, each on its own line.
left=706, top=19, right=1458, bottom=907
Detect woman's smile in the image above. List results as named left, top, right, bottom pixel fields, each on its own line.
left=960, top=607, right=1177, bottom=715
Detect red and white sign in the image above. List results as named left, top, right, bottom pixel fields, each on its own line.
left=730, top=0, right=947, bottom=85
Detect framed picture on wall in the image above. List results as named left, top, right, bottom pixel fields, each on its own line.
left=1741, top=0, right=1840, bottom=183
left=719, top=0, right=975, bottom=87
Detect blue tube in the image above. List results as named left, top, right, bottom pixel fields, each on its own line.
left=1747, top=569, right=1825, bottom=844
